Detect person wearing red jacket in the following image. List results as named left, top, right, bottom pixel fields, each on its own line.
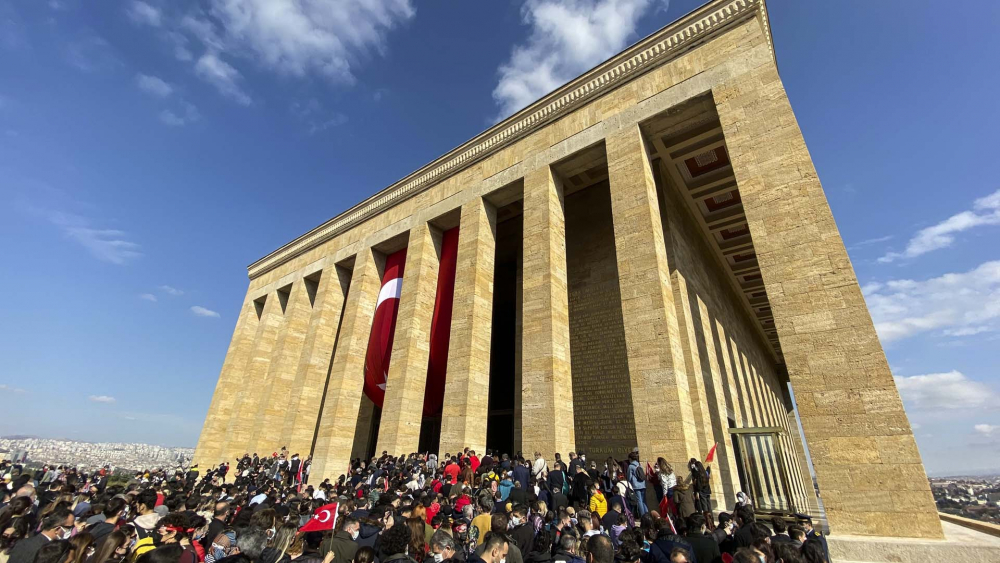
left=443, top=459, right=460, bottom=485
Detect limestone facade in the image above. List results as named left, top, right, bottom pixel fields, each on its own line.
left=193, top=0, right=940, bottom=539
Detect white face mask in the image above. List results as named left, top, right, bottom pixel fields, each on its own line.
left=511, top=517, right=522, bottom=527
left=433, top=554, right=444, bottom=563
left=351, top=529, right=360, bottom=541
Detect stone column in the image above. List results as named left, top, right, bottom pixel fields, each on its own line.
left=193, top=290, right=255, bottom=467
left=521, top=165, right=575, bottom=460
left=714, top=68, right=942, bottom=538
left=377, top=222, right=441, bottom=456
left=281, top=266, right=350, bottom=457
left=351, top=395, right=377, bottom=460
left=672, top=272, right=727, bottom=507
left=693, top=295, right=741, bottom=508
left=440, top=197, right=496, bottom=456
left=606, top=125, right=699, bottom=467
left=222, top=291, right=283, bottom=463
left=311, top=248, right=382, bottom=482
left=250, top=281, right=311, bottom=455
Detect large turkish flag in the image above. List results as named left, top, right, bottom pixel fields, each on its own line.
left=362, top=228, right=459, bottom=414
left=422, top=227, right=459, bottom=416
left=363, top=249, right=406, bottom=407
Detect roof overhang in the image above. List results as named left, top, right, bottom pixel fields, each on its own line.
left=248, top=0, right=774, bottom=279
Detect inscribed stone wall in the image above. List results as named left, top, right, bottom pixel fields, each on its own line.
left=564, top=182, right=637, bottom=459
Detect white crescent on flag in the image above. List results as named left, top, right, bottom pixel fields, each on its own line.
left=376, top=277, right=402, bottom=309
left=317, top=509, right=331, bottom=523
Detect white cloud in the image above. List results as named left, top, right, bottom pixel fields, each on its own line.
left=141, top=1, right=413, bottom=105
left=136, top=73, right=173, bottom=98
left=849, top=234, right=893, bottom=250
left=974, top=424, right=999, bottom=436
left=158, top=285, right=183, bottom=296
left=493, top=0, right=667, bottom=118
left=66, top=34, right=119, bottom=73
left=290, top=99, right=348, bottom=134
left=895, top=371, right=997, bottom=411
left=880, top=189, right=1000, bottom=263
left=66, top=228, right=141, bottom=264
left=191, top=306, right=220, bottom=318
left=201, top=0, right=414, bottom=82
left=159, top=102, right=200, bottom=127
left=0, top=384, right=26, bottom=393
left=127, top=1, right=161, bottom=27
left=88, top=395, right=116, bottom=403
left=139, top=293, right=158, bottom=302
left=862, top=260, right=1000, bottom=342
left=41, top=210, right=141, bottom=265
left=195, top=53, right=251, bottom=106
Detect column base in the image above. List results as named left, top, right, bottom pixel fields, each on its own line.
left=827, top=519, right=1000, bottom=563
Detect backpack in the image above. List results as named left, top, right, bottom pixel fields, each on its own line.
left=634, top=464, right=646, bottom=482
left=624, top=485, right=640, bottom=513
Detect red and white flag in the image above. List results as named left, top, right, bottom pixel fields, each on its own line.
left=299, top=502, right=338, bottom=533
left=361, top=229, right=460, bottom=414
left=363, top=249, right=407, bottom=406
left=421, top=227, right=458, bottom=416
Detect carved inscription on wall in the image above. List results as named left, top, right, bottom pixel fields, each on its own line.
left=565, top=182, right=638, bottom=459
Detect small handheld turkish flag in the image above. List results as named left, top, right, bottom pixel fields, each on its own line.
left=299, top=502, right=338, bottom=533
left=705, top=443, right=718, bottom=464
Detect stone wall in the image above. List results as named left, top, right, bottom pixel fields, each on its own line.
left=564, top=182, right=637, bottom=460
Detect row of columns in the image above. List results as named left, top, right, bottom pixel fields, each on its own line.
left=308, top=125, right=721, bottom=479
left=194, top=264, right=350, bottom=467
left=198, top=124, right=762, bottom=486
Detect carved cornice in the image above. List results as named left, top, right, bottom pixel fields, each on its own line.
left=248, top=0, right=772, bottom=279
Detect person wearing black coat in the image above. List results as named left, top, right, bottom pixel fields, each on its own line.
left=509, top=506, right=534, bottom=557
left=547, top=464, right=567, bottom=495
left=601, top=500, right=623, bottom=535
left=682, top=515, right=721, bottom=563
left=569, top=468, right=591, bottom=509
left=509, top=484, right=528, bottom=507
left=733, top=507, right=755, bottom=549
left=512, top=463, right=530, bottom=491
left=644, top=526, right=697, bottom=563
left=7, top=509, right=74, bottom=563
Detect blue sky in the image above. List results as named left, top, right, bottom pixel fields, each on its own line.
left=1, top=0, right=998, bottom=475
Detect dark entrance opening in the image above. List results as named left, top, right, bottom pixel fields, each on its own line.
left=486, top=209, right=522, bottom=457
left=419, top=416, right=441, bottom=454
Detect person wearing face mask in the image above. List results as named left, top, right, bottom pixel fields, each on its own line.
left=428, top=531, right=464, bottom=563
left=507, top=506, right=532, bottom=558
left=6, top=507, right=74, bottom=563
left=321, top=517, right=360, bottom=563
left=205, top=530, right=236, bottom=563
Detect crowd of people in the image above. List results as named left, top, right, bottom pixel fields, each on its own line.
left=0, top=446, right=830, bottom=563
